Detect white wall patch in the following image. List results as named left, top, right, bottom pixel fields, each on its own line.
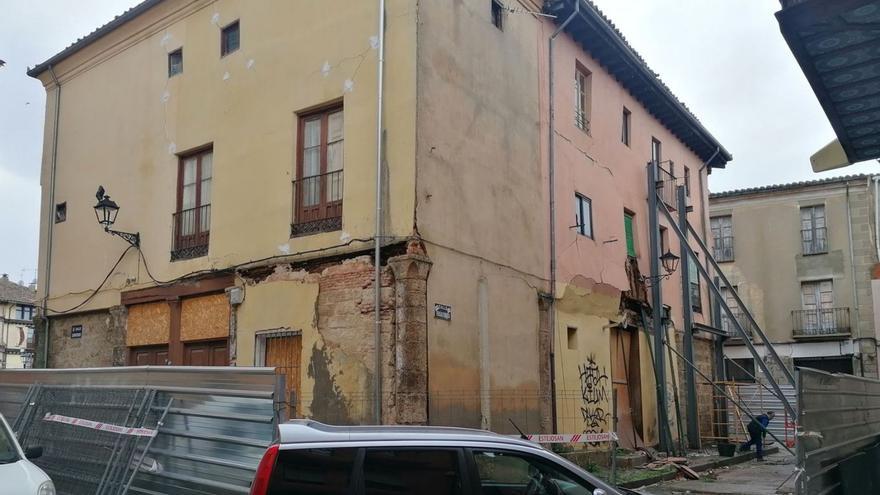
left=369, top=35, right=380, bottom=50
left=343, top=79, right=354, bottom=93
left=211, top=13, right=221, bottom=25
left=278, top=243, right=291, bottom=255
left=160, top=90, right=170, bottom=103
left=339, top=231, right=351, bottom=243
left=159, top=33, right=172, bottom=47
left=246, top=59, right=255, bottom=69
left=321, top=61, right=331, bottom=77
left=168, top=142, right=177, bottom=155
left=223, top=71, right=231, bottom=81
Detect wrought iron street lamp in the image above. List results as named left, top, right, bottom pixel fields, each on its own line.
left=640, top=249, right=680, bottom=287
left=93, top=185, right=140, bottom=247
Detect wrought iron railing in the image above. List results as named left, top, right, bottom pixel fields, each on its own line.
left=575, top=110, right=590, bottom=133
left=171, top=204, right=210, bottom=261
left=292, top=170, right=343, bottom=237
left=656, top=165, right=678, bottom=210
left=801, top=227, right=827, bottom=255
left=721, top=309, right=753, bottom=338
left=792, top=307, right=851, bottom=337
left=713, top=236, right=734, bottom=262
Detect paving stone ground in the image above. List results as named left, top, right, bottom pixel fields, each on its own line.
left=636, top=452, right=797, bottom=495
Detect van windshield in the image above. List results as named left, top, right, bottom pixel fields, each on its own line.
left=0, top=421, right=21, bottom=464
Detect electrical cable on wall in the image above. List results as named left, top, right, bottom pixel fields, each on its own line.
left=43, top=245, right=135, bottom=314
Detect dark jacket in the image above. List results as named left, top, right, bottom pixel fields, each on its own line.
left=748, top=414, right=771, bottom=435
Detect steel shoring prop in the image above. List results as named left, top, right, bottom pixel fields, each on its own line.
left=686, top=221, right=797, bottom=389
left=655, top=197, right=798, bottom=420
left=663, top=339, right=795, bottom=456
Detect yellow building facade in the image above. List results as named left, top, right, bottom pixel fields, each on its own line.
left=31, top=0, right=729, bottom=440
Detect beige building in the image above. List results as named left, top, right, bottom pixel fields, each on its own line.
left=0, top=274, right=36, bottom=369
left=709, top=175, right=880, bottom=380
left=29, top=0, right=730, bottom=442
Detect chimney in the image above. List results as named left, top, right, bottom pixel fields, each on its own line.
left=1, top=274, right=7, bottom=281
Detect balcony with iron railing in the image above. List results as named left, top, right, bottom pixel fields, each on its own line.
left=292, top=170, right=343, bottom=237
left=171, top=204, right=210, bottom=261
left=792, top=308, right=851, bottom=339
left=656, top=165, right=680, bottom=210
left=721, top=309, right=753, bottom=339
left=801, top=227, right=827, bottom=255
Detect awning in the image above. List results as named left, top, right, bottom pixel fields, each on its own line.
left=777, top=0, right=880, bottom=165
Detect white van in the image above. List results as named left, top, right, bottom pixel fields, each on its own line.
left=248, top=420, right=620, bottom=495
left=0, top=413, right=54, bottom=495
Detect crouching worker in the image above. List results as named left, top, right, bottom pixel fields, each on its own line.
left=739, top=411, right=775, bottom=460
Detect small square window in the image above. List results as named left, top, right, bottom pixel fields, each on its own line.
left=567, top=327, right=578, bottom=350
left=221, top=20, right=240, bottom=56
left=54, top=202, right=67, bottom=223
left=491, top=0, right=504, bottom=30
left=168, top=49, right=183, bottom=77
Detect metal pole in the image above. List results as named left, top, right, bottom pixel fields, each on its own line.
left=610, top=389, right=618, bottom=485
left=686, top=222, right=796, bottom=389
left=659, top=202, right=797, bottom=419
left=678, top=184, right=700, bottom=449
left=647, top=161, right=670, bottom=451
left=373, top=0, right=386, bottom=425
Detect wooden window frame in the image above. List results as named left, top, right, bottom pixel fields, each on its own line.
left=293, top=103, right=344, bottom=236
left=168, top=48, right=183, bottom=77
left=575, top=193, right=593, bottom=239
left=173, top=146, right=212, bottom=260
left=624, top=210, right=636, bottom=258
left=220, top=20, right=240, bottom=57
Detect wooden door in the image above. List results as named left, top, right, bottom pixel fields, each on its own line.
left=611, top=328, right=644, bottom=449
left=129, top=345, right=169, bottom=366
left=264, top=334, right=302, bottom=418
left=183, top=340, right=228, bottom=366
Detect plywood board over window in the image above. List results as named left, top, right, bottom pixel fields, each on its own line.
left=126, top=302, right=171, bottom=347
left=180, top=293, right=230, bottom=342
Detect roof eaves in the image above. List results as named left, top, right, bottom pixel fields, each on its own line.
left=27, top=0, right=165, bottom=79
left=709, top=174, right=873, bottom=200
left=545, top=0, right=732, bottom=168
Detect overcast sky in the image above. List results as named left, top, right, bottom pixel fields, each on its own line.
left=1, top=1, right=877, bottom=283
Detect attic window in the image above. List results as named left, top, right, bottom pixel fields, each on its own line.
left=491, top=0, right=504, bottom=30
left=168, top=49, right=183, bottom=77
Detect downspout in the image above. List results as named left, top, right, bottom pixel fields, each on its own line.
left=548, top=0, right=580, bottom=435
left=41, top=66, right=62, bottom=369
left=373, top=0, right=386, bottom=425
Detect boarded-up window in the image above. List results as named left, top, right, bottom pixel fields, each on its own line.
left=126, top=302, right=171, bottom=347
left=180, top=293, right=230, bottom=342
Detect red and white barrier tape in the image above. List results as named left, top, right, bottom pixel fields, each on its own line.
left=512, top=432, right=618, bottom=444
left=42, top=413, right=158, bottom=438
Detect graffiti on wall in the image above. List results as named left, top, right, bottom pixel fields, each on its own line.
left=578, top=356, right=610, bottom=436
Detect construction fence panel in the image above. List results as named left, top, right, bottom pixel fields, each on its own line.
left=0, top=367, right=281, bottom=495
left=797, top=368, right=880, bottom=495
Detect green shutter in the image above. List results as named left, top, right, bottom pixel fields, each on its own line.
left=624, top=214, right=636, bottom=257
